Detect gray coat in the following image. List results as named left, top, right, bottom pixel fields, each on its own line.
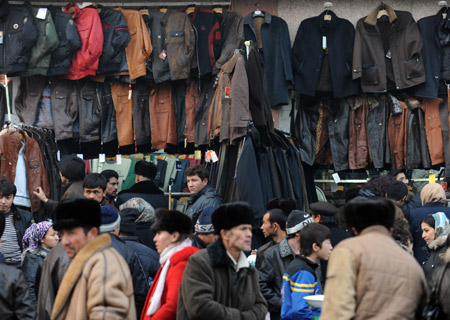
left=185, top=185, right=222, bottom=218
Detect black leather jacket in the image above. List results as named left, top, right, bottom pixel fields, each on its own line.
left=405, top=99, right=431, bottom=169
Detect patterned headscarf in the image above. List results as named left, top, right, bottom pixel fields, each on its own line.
left=22, top=221, right=53, bottom=250
left=431, top=212, right=450, bottom=239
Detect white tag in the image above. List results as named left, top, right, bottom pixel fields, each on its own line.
left=322, top=36, right=327, bottom=50
left=99, top=153, right=106, bottom=163
left=116, top=154, right=122, bottom=165
left=57, top=150, right=61, bottom=161
left=211, top=151, right=218, bottom=163
left=36, top=8, right=47, bottom=20
left=330, top=182, right=338, bottom=193
left=332, top=172, right=341, bottom=183
left=77, top=153, right=84, bottom=160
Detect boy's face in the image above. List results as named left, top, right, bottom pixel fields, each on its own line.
left=316, top=239, right=333, bottom=261
left=83, top=187, right=106, bottom=204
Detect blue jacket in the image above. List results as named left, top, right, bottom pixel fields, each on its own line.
left=185, top=185, right=222, bottom=218
left=281, top=256, right=321, bottom=320
left=244, top=12, right=293, bottom=107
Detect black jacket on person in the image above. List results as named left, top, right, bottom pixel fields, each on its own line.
left=11, top=205, right=34, bottom=251
left=21, top=247, right=49, bottom=306
left=116, top=180, right=169, bottom=209
left=47, top=6, right=81, bottom=76
left=0, top=2, right=38, bottom=75
left=292, top=10, right=358, bottom=99
left=0, top=263, right=35, bottom=319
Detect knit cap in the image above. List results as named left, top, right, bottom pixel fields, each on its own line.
left=100, top=205, right=121, bottom=233
left=286, top=210, right=313, bottom=235
left=195, top=206, right=215, bottom=234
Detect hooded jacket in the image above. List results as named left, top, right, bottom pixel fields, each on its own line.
left=423, top=233, right=448, bottom=282
left=352, top=4, right=425, bottom=93
left=0, top=1, right=38, bottom=75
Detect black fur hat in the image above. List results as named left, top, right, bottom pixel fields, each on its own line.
left=150, top=209, right=192, bottom=235
left=53, top=198, right=101, bottom=231
left=212, top=202, right=254, bottom=233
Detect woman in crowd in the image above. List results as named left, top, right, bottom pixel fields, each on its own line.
left=141, top=209, right=199, bottom=320
left=421, top=212, right=450, bottom=281
left=21, top=221, right=59, bottom=305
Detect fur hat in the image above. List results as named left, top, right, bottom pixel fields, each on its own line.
left=53, top=198, right=101, bottom=231
left=286, top=210, right=314, bottom=235
left=309, top=202, right=338, bottom=217
left=212, top=202, right=254, bottom=233
left=195, top=206, right=215, bottom=234
left=150, top=209, right=192, bottom=235
left=100, top=206, right=121, bottom=233
left=119, top=208, right=140, bottom=235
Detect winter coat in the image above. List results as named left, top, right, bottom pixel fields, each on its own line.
left=255, top=239, right=276, bottom=270
left=177, top=238, right=268, bottom=320
left=366, top=95, right=391, bottom=169
left=22, top=3, right=59, bottom=76
left=388, top=100, right=408, bottom=169
left=7, top=205, right=33, bottom=252
left=348, top=96, right=370, bottom=169
left=0, top=263, right=35, bottom=319
left=116, top=180, right=168, bottom=209
left=405, top=98, right=431, bottom=169
left=0, top=3, right=38, bottom=75
left=433, top=248, right=450, bottom=318
left=292, top=10, right=358, bottom=99
left=37, top=242, right=71, bottom=320
left=320, top=225, right=427, bottom=320
left=185, top=185, right=222, bottom=218
left=47, top=7, right=81, bottom=77
left=141, top=246, right=199, bottom=320
left=244, top=12, right=293, bottom=107
left=51, top=234, right=136, bottom=320
left=43, top=180, right=83, bottom=219
left=352, top=4, right=425, bottom=93
left=409, top=203, right=450, bottom=264
left=97, top=6, right=129, bottom=74
left=422, top=98, right=445, bottom=166
left=63, top=3, right=103, bottom=80
left=422, top=234, right=448, bottom=282
left=22, top=246, right=49, bottom=306
left=259, top=238, right=295, bottom=319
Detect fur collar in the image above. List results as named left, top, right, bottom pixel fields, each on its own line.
left=279, top=238, right=294, bottom=258
left=427, top=234, right=448, bottom=251
left=52, top=233, right=112, bottom=319
left=207, top=238, right=255, bottom=273
left=22, top=246, right=49, bottom=261
left=364, top=3, right=397, bottom=26
left=444, top=247, right=450, bottom=263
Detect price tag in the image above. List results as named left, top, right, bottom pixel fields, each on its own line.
left=330, top=183, right=338, bottom=193
left=57, top=150, right=61, bottom=161
left=194, top=150, right=202, bottom=160
left=429, top=173, right=436, bottom=184
left=77, top=153, right=84, bottom=160
left=332, top=173, right=341, bottom=184
left=322, top=36, right=327, bottom=50
left=159, top=50, right=167, bottom=60
left=116, top=154, right=122, bottom=165
left=211, top=151, right=218, bottom=163
left=442, top=181, right=448, bottom=190
left=205, top=151, right=212, bottom=163
left=36, top=8, right=47, bottom=19
left=99, top=153, right=106, bottom=163
left=224, top=87, right=231, bottom=99
left=176, top=160, right=182, bottom=171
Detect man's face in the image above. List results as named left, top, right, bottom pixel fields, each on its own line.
left=396, top=173, right=409, bottom=185
left=261, top=213, right=276, bottom=238
left=83, top=187, right=106, bottom=204
left=105, top=177, right=119, bottom=198
left=187, top=175, right=208, bottom=194
left=60, top=226, right=97, bottom=259
left=225, top=224, right=253, bottom=252
left=0, top=194, right=14, bottom=214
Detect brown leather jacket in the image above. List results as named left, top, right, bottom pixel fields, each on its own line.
left=348, top=96, right=369, bottom=170
left=110, top=80, right=134, bottom=146
left=0, top=130, right=50, bottom=212
left=353, top=4, right=425, bottom=93
left=388, top=100, right=408, bottom=169
left=422, top=98, right=445, bottom=165
left=185, top=78, right=199, bottom=143
left=150, top=82, right=177, bottom=149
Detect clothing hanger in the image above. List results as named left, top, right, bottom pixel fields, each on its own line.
left=212, top=6, right=223, bottom=14
left=439, top=1, right=448, bottom=19
left=159, top=6, right=167, bottom=13
left=323, top=2, right=332, bottom=21
left=185, top=4, right=196, bottom=15
left=252, top=2, right=264, bottom=18
left=377, top=2, right=389, bottom=19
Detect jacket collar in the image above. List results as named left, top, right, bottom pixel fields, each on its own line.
left=279, top=238, right=294, bottom=258
left=318, top=10, right=338, bottom=29
left=427, top=234, right=448, bottom=251
left=121, top=180, right=163, bottom=195
left=244, top=11, right=272, bottom=26
left=207, top=237, right=255, bottom=273
left=359, top=225, right=391, bottom=237
left=364, top=3, right=397, bottom=26
left=188, top=185, right=215, bottom=203
left=0, top=0, right=10, bottom=18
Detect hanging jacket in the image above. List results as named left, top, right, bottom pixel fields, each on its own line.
left=405, top=98, right=431, bottom=169
left=366, top=95, right=391, bottom=169
left=388, top=100, right=408, bottom=169
left=150, top=82, right=177, bottom=149
left=63, top=3, right=103, bottom=80
left=132, top=79, right=151, bottom=145
left=110, top=80, right=134, bottom=146
left=422, top=98, right=445, bottom=165
left=327, top=98, right=350, bottom=171
left=98, top=80, right=117, bottom=143
left=353, top=4, right=425, bottom=93
left=50, top=79, right=78, bottom=140
left=77, top=79, right=101, bottom=142
left=47, top=6, right=81, bottom=77
left=292, top=10, right=358, bottom=99
left=14, top=75, right=46, bottom=125
left=244, top=12, right=293, bottom=107
left=348, top=96, right=369, bottom=170
left=0, top=1, right=38, bottom=75
left=22, top=3, right=59, bottom=76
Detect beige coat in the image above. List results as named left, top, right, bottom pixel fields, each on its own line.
left=51, top=234, right=136, bottom=320
left=321, top=225, right=427, bottom=320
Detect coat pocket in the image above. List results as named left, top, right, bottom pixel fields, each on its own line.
left=361, top=64, right=379, bottom=85
left=404, top=58, right=423, bottom=80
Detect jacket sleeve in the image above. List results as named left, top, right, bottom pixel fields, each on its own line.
left=66, top=16, right=82, bottom=53
left=280, top=271, right=318, bottom=320
left=352, top=20, right=363, bottom=80
left=83, top=11, right=104, bottom=69
left=404, top=14, right=423, bottom=61
left=22, top=10, right=39, bottom=55
left=280, top=19, right=293, bottom=84
left=13, top=268, right=36, bottom=320
left=140, top=15, right=152, bottom=63
left=184, top=14, right=196, bottom=67
left=39, top=12, right=60, bottom=61
left=258, top=254, right=281, bottom=312
left=21, top=253, right=40, bottom=305
left=320, top=247, right=357, bottom=320
left=112, top=14, right=131, bottom=57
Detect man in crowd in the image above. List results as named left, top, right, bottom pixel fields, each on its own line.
left=0, top=179, right=33, bottom=267
left=192, top=206, right=218, bottom=249
left=177, top=202, right=267, bottom=319
left=101, top=169, right=119, bottom=206
left=34, top=155, right=85, bottom=218
left=259, top=210, right=314, bottom=320
left=83, top=173, right=108, bottom=205
left=185, top=165, right=222, bottom=220
left=388, top=169, right=422, bottom=217
left=0, top=212, right=35, bottom=319
left=320, top=198, right=427, bottom=320
left=51, top=198, right=135, bottom=319
left=386, top=180, right=409, bottom=208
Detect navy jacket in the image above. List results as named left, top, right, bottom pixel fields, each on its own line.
left=409, top=202, right=450, bottom=264
left=244, top=12, right=293, bottom=107
left=292, top=10, right=358, bottom=99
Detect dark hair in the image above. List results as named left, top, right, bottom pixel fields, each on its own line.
left=344, top=198, right=396, bottom=233
left=392, top=218, right=413, bottom=247
left=386, top=181, right=409, bottom=201
left=388, top=168, right=407, bottom=178
left=101, top=169, right=118, bottom=182
left=134, top=161, right=157, bottom=180
left=58, top=155, right=85, bottom=182
left=83, top=173, right=107, bottom=191
left=364, top=174, right=396, bottom=197
left=0, top=179, right=16, bottom=197
left=422, top=215, right=436, bottom=229
left=345, top=187, right=361, bottom=203
left=300, top=223, right=331, bottom=257
left=266, top=198, right=297, bottom=215
left=267, top=208, right=287, bottom=231
left=0, top=213, right=5, bottom=238
left=185, top=165, right=209, bottom=181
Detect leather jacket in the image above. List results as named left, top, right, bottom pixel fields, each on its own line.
left=388, top=100, right=408, bottom=169
left=14, top=75, right=46, bottom=125
left=366, top=95, right=391, bottom=169
left=405, top=99, right=431, bottom=169
left=422, top=98, right=446, bottom=165
left=348, top=96, right=370, bottom=169
left=328, top=99, right=350, bottom=171
left=50, top=79, right=78, bottom=140
left=185, top=185, right=222, bottom=218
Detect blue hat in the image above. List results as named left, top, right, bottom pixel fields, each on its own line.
left=195, top=206, right=215, bottom=234
left=100, top=205, right=121, bottom=233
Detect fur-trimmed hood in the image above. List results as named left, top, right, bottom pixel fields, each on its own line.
left=427, top=234, right=448, bottom=251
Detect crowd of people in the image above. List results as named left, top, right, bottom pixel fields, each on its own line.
left=1, top=156, right=450, bottom=320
